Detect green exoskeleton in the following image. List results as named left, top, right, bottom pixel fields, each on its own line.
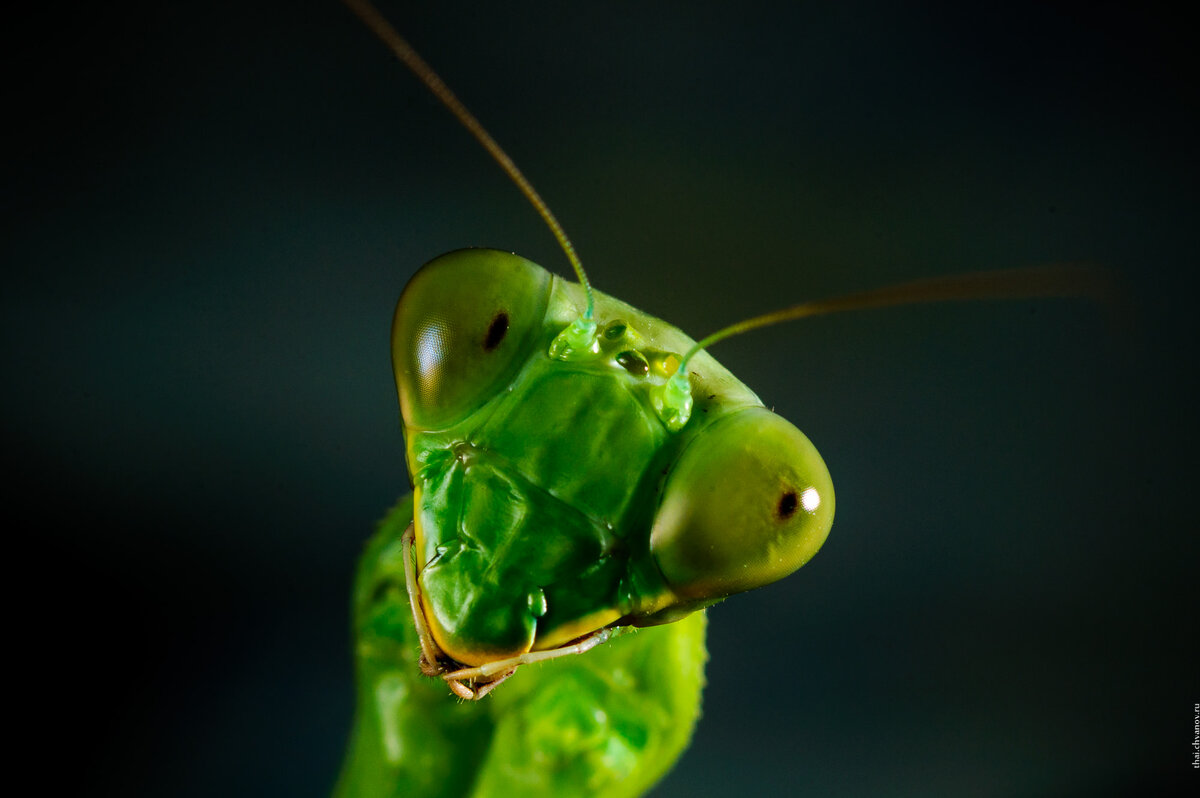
left=394, top=247, right=834, bottom=696
left=335, top=242, right=832, bottom=794
left=335, top=2, right=1109, bottom=796
left=332, top=1, right=830, bottom=793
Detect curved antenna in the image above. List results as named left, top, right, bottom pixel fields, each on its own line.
left=679, top=262, right=1114, bottom=371
left=341, top=0, right=596, bottom=323
left=653, top=263, right=1116, bottom=431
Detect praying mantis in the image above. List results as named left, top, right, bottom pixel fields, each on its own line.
left=3, top=2, right=1181, bottom=797
left=331, top=2, right=1112, bottom=796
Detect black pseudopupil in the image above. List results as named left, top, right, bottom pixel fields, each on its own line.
left=777, top=490, right=798, bottom=520
left=484, top=311, right=509, bottom=351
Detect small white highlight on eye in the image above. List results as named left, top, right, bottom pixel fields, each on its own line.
left=801, top=487, right=821, bottom=512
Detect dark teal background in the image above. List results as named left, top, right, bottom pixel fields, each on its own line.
left=6, top=1, right=1196, bottom=794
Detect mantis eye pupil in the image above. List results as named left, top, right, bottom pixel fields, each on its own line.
left=483, top=311, right=509, bottom=351
left=777, top=490, right=799, bottom=520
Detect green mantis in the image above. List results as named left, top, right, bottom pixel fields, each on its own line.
left=332, top=2, right=834, bottom=793
left=390, top=246, right=834, bottom=695
left=333, top=2, right=1111, bottom=795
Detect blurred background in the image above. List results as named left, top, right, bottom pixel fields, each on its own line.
left=5, top=0, right=1196, bottom=795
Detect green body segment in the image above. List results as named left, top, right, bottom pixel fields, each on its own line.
left=334, top=495, right=708, bottom=798
left=392, top=249, right=835, bottom=668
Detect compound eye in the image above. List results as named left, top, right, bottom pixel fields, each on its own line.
left=650, top=407, right=835, bottom=601
left=392, top=249, right=551, bottom=431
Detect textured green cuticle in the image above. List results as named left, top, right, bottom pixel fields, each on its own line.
left=334, top=496, right=709, bottom=798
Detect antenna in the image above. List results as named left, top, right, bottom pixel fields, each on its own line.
left=341, top=1, right=1116, bottom=431
left=652, top=263, right=1117, bottom=430
left=341, top=0, right=598, bottom=347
